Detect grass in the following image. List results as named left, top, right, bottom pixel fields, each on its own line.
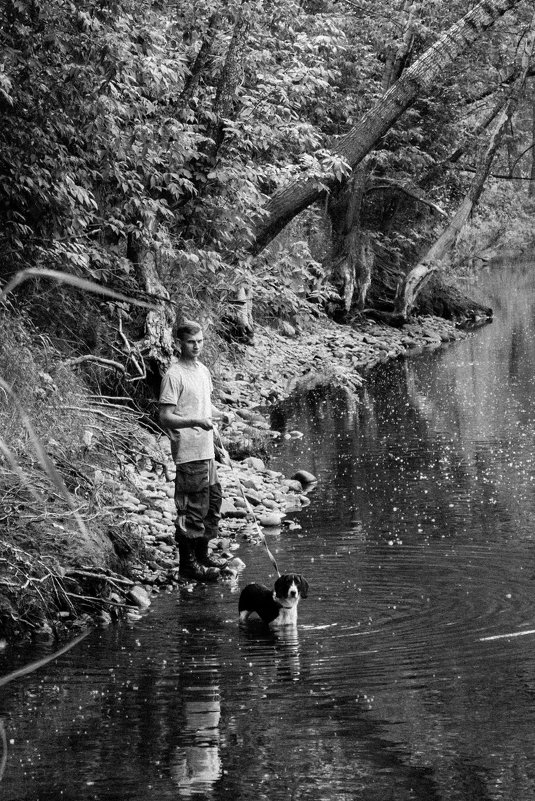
left=0, top=307, right=154, bottom=639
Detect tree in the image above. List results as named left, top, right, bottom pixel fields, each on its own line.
left=251, top=0, right=525, bottom=255
left=393, top=7, right=535, bottom=321
left=1, top=0, right=533, bottom=380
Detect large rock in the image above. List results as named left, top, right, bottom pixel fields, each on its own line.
left=127, top=585, right=151, bottom=609
left=256, top=510, right=284, bottom=527
left=291, top=469, right=317, bottom=486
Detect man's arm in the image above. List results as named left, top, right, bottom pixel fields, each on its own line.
left=159, top=404, right=213, bottom=431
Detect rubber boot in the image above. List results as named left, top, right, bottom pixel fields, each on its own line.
left=194, top=537, right=228, bottom=569
left=176, top=534, right=220, bottom=582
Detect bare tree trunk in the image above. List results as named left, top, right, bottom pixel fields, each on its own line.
left=209, top=1, right=251, bottom=153
left=252, top=0, right=523, bottom=255
left=394, top=13, right=535, bottom=321
left=382, top=1, right=419, bottom=91
left=178, top=12, right=220, bottom=112
left=127, top=235, right=176, bottom=372
left=328, top=167, right=371, bottom=312
left=326, top=3, right=418, bottom=316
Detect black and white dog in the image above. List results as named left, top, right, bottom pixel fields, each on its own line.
left=238, top=573, right=309, bottom=628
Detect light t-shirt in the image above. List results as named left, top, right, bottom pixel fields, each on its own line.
left=159, top=359, right=215, bottom=464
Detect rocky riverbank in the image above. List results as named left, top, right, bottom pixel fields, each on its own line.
left=1, top=313, right=468, bottom=643
left=96, top=313, right=467, bottom=615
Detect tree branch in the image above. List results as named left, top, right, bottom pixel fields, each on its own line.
left=365, top=179, right=447, bottom=216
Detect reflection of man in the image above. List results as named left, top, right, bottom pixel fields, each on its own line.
left=170, top=688, right=222, bottom=797
left=159, top=320, right=229, bottom=582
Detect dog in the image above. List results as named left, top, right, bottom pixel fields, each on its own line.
left=238, top=573, right=309, bottom=628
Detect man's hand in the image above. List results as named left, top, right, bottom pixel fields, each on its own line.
left=212, top=407, right=235, bottom=425
left=195, top=417, right=213, bottom=430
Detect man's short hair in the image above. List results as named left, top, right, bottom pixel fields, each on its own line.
left=174, top=320, right=202, bottom=340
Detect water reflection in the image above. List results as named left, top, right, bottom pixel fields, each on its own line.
left=170, top=659, right=222, bottom=796
left=238, top=624, right=302, bottom=683
left=3, top=262, right=535, bottom=799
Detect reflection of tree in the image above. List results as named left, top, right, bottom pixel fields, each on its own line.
left=274, top=271, right=535, bottom=540
left=265, top=268, right=535, bottom=801
left=0, top=719, right=6, bottom=784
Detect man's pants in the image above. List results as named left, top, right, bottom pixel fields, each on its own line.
left=174, top=459, right=222, bottom=541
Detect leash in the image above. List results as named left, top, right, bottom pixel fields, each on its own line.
left=214, top=426, right=281, bottom=578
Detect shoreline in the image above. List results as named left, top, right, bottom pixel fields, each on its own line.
left=0, top=313, right=470, bottom=646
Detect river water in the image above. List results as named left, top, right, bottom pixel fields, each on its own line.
left=2, top=262, right=535, bottom=800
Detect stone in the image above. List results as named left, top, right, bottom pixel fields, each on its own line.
left=282, top=478, right=305, bottom=492
left=236, top=407, right=257, bottom=421
left=240, top=476, right=263, bottom=491
left=244, top=489, right=262, bottom=505
left=265, top=469, right=284, bottom=479
left=291, top=469, right=317, bottom=485
left=279, top=320, right=296, bottom=337
left=256, top=511, right=284, bottom=527
left=127, top=585, right=151, bottom=609
left=244, top=456, right=265, bottom=471
left=261, top=498, right=279, bottom=510
left=34, top=622, right=54, bottom=639
left=224, top=507, right=248, bottom=519
left=155, top=531, right=174, bottom=543
left=227, top=556, right=246, bottom=571
left=221, top=498, right=238, bottom=515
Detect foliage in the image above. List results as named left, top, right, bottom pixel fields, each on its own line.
left=0, top=0, right=534, bottom=345
left=451, top=180, right=535, bottom=273
left=253, top=238, right=334, bottom=328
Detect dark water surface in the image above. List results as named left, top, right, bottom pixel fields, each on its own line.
left=3, top=263, right=535, bottom=800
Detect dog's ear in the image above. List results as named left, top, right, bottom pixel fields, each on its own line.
left=296, top=575, right=309, bottom=598
left=274, top=575, right=287, bottom=596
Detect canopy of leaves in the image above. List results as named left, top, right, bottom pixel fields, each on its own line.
left=0, top=0, right=534, bottom=347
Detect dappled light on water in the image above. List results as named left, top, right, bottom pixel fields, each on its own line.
left=3, top=263, right=535, bottom=799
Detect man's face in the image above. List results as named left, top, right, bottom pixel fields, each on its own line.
left=180, top=331, right=204, bottom=360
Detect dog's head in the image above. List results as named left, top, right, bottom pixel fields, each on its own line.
left=274, top=573, right=309, bottom=606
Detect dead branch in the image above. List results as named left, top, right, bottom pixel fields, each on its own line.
left=63, top=355, right=126, bottom=373
left=64, top=592, right=133, bottom=608
left=65, top=568, right=134, bottom=586
left=365, top=179, right=447, bottom=216
left=117, top=311, right=147, bottom=382
left=64, top=405, right=125, bottom=422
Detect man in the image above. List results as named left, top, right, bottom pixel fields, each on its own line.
left=159, top=320, right=229, bottom=582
